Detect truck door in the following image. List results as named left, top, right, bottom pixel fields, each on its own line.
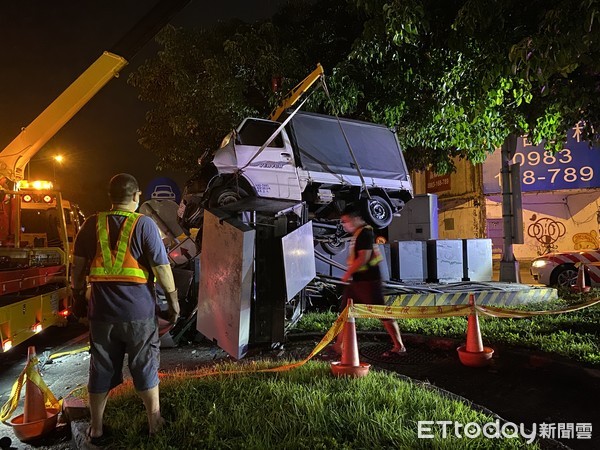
left=235, top=119, right=302, bottom=200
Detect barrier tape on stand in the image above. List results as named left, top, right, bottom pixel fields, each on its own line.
left=474, top=297, right=600, bottom=318
left=157, top=296, right=600, bottom=380
left=0, top=357, right=62, bottom=422
left=351, top=303, right=472, bottom=319
left=350, top=297, right=600, bottom=320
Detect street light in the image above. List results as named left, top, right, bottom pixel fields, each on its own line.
left=53, top=154, right=64, bottom=182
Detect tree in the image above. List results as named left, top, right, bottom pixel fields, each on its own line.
left=128, top=0, right=363, bottom=172
left=324, top=0, right=600, bottom=172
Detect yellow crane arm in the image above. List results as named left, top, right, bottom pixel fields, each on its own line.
left=268, top=63, right=324, bottom=122
left=0, top=52, right=127, bottom=185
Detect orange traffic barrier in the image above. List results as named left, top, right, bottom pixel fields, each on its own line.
left=331, top=299, right=370, bottom=377
left=571, top=264, right=591, bottom=293
left=457, top=294, right=494, bottom=367
left=8, top=346, right=60, bottom=442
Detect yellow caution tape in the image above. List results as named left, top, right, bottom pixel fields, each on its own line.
left=158, top=296, right=600, bottom=379
left=475, top=297, right=600, bottom=318
left=349, top=297, right=600, bottom=320
left=49, top=345, right=90, bottom=361
left=0, top=357, right=62, bottom=423
left=351, top=303, right=472, bottom=319
left=162, top=306, right=350, bottom=379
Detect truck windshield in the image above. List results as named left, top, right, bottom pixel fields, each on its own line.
left=21, top=208, right=62, bottom=247
left=238, top=120, right=284, bottom=147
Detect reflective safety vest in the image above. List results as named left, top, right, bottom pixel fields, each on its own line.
left=89, top=211, right=149, bottom=283
left=347, top=225, right=383, bottom=272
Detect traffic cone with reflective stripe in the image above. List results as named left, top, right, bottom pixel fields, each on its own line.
left=457, top=294, right=494, bottom=367
left=571, top=263, right=591, bottom=293
left=8, top=346, right=60, bottom=441
left=331, top=299, right=370, bottom=377
left=23, top=346, right=46, bottom=423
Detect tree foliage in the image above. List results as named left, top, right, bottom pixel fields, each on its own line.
left=130, top=0, right=599, bottom=174
left=128, top=0, right=363, bottom=172
left=327, top=0, right=600, bottom=172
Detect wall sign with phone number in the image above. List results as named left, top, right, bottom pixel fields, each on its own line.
left=493, top=148, right=596, bottom=190
left=483, top=124, right=600, bottom=193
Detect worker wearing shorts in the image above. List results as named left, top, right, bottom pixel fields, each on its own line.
left=72, top=173, right=180, bottom=443
left=332, top=203, right=405, bottom=356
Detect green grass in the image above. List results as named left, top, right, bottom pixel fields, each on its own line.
left=102, top=361, right=537, bottom=449
left=294, top=291, right=600, bottom=365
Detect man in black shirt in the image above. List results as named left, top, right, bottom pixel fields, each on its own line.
left=332, top=203, right=405, bottom=356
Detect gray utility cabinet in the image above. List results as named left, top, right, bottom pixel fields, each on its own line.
left=426, top=239, right=464, bottom=283
left=390, top=241, right=428, bottom=282
left=388, top=193, right=439, bottom=241
left=462, top=239, right=493, bottom=281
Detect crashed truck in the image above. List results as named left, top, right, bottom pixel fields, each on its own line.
left=177, top=110, right=414, bottom=358
left=179, top=110, right=414, bottom=251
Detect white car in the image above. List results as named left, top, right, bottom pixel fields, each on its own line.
left=530, top=250, right=600, bottom=287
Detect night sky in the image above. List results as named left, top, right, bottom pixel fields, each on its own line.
left=0, top=0, right=285, bottom=215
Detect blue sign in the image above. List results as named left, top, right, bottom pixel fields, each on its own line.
left=483, top=123, right=600, bottom=194
left=144, top=177, right=181, bottom=204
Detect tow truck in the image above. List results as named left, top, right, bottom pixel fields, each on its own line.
left=0, top=179, right=79, bottom=351
left=0, top=0, right=192, bottom=351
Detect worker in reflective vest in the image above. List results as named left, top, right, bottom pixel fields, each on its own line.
left=71, top=173, right=179, bottom=442
left=89, top=210, right=149, bottom=283
left=332, top=202, right=406, bottom=357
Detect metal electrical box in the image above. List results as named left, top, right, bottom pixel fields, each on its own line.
left=197, top=209, right=255, bottom=360
left=462, top=239, right=493, bottom=281
left=427, top=239, right=463, bottom=283
left=390, top=241, right=428, bottom=282
left=313, top=242, right=392, bottom=281
left=388, top=194, right=439, bottom=241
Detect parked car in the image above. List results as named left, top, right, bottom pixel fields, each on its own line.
left=530, top=249, right=600, bottom=287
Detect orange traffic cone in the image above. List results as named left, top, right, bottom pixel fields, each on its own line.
left=8, top=346, right=60, bottom=442
left=23, top=346, right=47, bottom=424
left=457, top=294, right=494, bottom=367
left=571, top=264, right=591, bottom=293
left=331, top=299, right=370, bottom=377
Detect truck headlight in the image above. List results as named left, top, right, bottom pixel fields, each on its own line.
left=531, top=260, right=549, bottom=268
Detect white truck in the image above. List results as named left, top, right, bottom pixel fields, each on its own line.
left=179, top=110, right=414, bottom=249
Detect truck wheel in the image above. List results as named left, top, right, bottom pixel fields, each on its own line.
left=361, top=196, right=393, bottom=229
left=208, top=186, right=248, bottom=208
left=551, top=265, right=578, bottom=288
left=321, top=238, right=348, bottom=255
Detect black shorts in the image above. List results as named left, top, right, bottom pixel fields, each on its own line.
left=88, top=318, right=160, bottom=393
left=340, top=279, right=385, bottom=312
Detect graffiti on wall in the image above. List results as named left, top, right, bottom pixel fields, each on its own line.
left=572, top=230, right=600, bottom=250
left=527, top=215, right=567, bottom=255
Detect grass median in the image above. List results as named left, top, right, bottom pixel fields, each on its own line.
left=101, top=361, right=537, bottom=449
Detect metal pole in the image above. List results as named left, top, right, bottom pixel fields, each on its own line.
left=499, top=134, right=520, bottom=282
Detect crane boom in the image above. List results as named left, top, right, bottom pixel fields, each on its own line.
left=0, top=52, right=127, bottom=186
left=0, top=0, right=191, bottom=190
left=268, top=63, right=324, bottom=122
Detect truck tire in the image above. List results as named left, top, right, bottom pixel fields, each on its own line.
left=361, top=196, right=393, bottom=229
left=208, top=186, right=248, bottom=208
left=321, top=238, right=348, bottom=256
